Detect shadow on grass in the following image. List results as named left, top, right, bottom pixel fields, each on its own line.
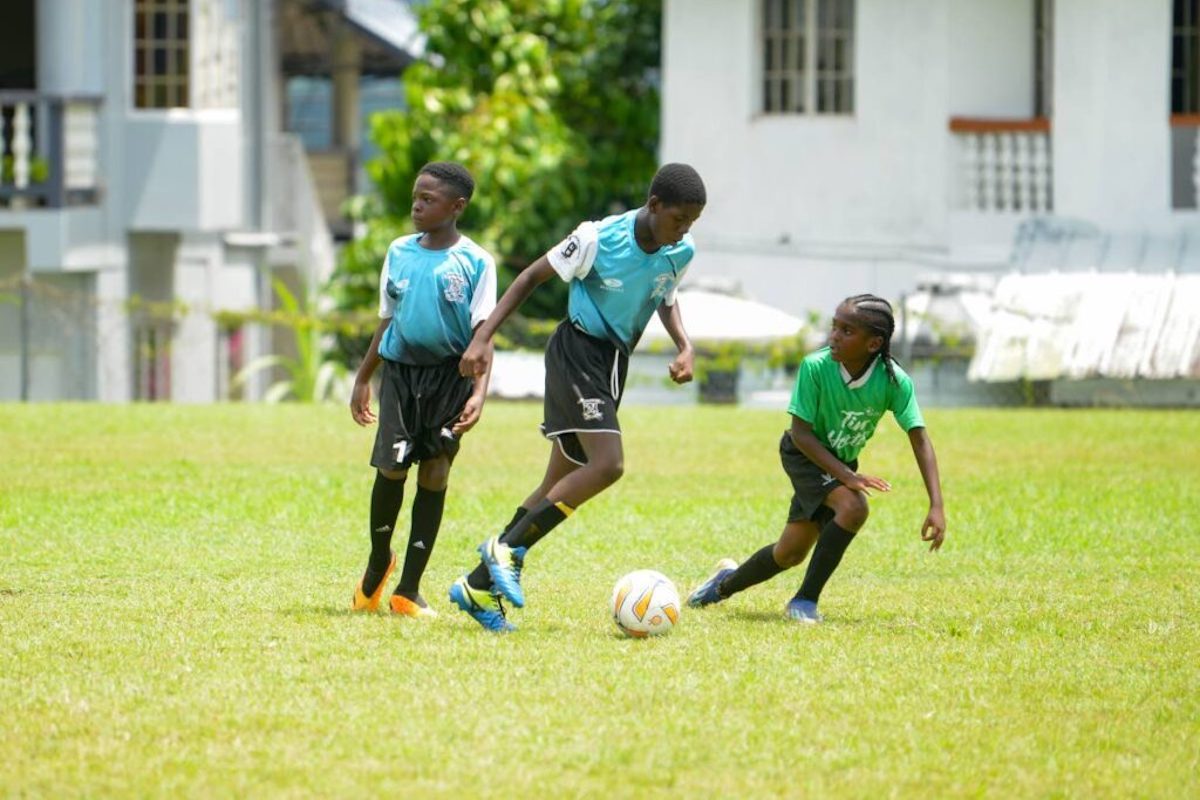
left=279, top=604, right=371, bottom=618
left=723, top=607, right=875, bottom=628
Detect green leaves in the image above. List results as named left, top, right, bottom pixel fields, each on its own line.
left=331, top=0, right=663, bottom=359
left=232, top=279, right=350, bottom=403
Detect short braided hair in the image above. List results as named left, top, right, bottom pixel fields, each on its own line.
left=845, top=294, right=899, bottom=384
left=649, top=163, right=707, bottom=207
left=419, top=161, right=475, bottom=201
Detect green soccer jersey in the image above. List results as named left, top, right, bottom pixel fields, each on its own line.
left=788, top=347, right=925, bottom=463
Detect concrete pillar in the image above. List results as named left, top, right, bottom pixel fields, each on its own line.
left=36, top=0, right=104, bottom=94
left=331, top=19, right=361, bottom=151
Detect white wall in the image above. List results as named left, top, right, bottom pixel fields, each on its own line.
left=1054, top=0, right=1173, bottom=230
left=663, top=0, right=951, bottom=249
left=661, top=0, right=1187, bottom=318
left=947, top=0, right=1035, bottom=118
left=124, top=113, right=246, bottom=233
left=662, top=0, right=954, bottom=314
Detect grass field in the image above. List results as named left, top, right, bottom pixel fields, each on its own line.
left=1, top=402, right=1197, bottom=797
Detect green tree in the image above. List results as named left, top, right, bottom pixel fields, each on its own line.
left=329, top=0, right=662, bottom=362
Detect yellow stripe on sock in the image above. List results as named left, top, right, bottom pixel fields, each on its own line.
left=555, top=501, right=575, bottom=517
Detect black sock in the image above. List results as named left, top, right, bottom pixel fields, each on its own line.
left=362, top=471, right=405, bottom=596
left=718, top=544, right=786, bottom=598
left=498, top=506, right=530, bottom=543
left=466, top=506, right=528, bottom=590
left=395, top=487, right=445, bottom=597
left=504, top=498, right=572, bottom=550
left=795, top=521, right=857, bottom=603
left=465, top=502, right=568, bottom=590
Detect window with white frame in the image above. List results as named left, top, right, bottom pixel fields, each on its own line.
left=1173, top=0, right=1199, bottom=113
left=762, top=0, right=855, bottom=115
left=134, top=0, right=191, bottom=109
left=133, top=0, right=240, bottom=110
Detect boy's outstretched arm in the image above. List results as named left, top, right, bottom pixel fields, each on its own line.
left=908, top=427, right=946, bottom=551
left=789, top=416, right=892, bottom=495
left=459, top=257, right=557, bottom=378
left=453, top=333, right=493, bottom=435
left=350, top=318, right=390, bottom=427
left=656, top=301, right=695, bottom=383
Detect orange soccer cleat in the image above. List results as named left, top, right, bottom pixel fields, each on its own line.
left=389, top=593, right=438, bottom=620
left=351, top=551, right=397, bottom=612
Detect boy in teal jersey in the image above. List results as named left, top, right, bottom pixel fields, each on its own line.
left=349, top=162, right=497, bottom=619
left=448, top=163, right=707, bottom=632
left=688, top=294, right=946, bottom=623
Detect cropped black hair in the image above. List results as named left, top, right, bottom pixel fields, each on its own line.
left=845, top=294, right=899, bottom=384
left=419, top=161, right=475, bottom=201
left=649, top=163, right=707, bottom=207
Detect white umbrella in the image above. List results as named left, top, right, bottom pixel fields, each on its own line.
left=637, top=289, right=807, bottom=348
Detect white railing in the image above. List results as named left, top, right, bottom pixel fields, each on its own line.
left=951, top=117, right=1052, bottom=213
left=0, top=92, right=103, bottom=208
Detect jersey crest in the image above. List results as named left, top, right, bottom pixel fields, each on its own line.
left=578, top=397, right=605, bottom=422
left=442, top=272, right=468, bottom=303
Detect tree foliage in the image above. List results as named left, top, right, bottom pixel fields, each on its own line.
left=329, top=0, right=662, bottom=361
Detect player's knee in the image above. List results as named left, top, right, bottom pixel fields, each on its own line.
left=773, top=541, right=806, bottom=568
left=378, top=467, right=407, bottom=482
left=836, top=495, right=869, bottom=530
left=417, top=458, right=450, bottom=490
left=593, top=457, right=624, bottom=487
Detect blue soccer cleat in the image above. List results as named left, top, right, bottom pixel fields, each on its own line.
left=785, top=598, right=823, bottom=624
left=687, top=558, right=738, bottom=607
left=449, top=576, right=515, bottom=633
left=478, top=536, right=527, bottom=608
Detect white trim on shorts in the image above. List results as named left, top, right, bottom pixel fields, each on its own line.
left=544, top=427, right=622, bottom=467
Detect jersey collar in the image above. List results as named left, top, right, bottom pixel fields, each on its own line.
left=840, top=357, right=878, bottom=389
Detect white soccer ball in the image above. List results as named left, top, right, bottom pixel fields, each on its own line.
left=610, top=569, right=681, bottom=638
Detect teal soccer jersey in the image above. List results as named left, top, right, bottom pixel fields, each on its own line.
left=788, top=347, right=925, bottom=463
left=547, top=209, right=695, bottom=355
left=378, top=234, right=497, bottom=365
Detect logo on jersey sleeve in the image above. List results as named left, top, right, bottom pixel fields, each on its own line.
left=442, top=272, right=468, bottom=303
left=602, top=278, right=624, bottom=292
left=650, top=273, right=674, bottom=299
left=385, top=278, right=409, bottom=300
left=560, top=236, right=580, bottom=260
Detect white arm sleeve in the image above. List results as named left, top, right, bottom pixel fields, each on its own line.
left=546, top=221, right=599, bottom=282
left=470, top=255, right=498, bottom=328
left=377, top=256, right=395, bottom=319
left=662, top=257, right=692, bottom=306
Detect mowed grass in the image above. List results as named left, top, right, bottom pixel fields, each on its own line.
left=1, top=402, right=1197, bottom=798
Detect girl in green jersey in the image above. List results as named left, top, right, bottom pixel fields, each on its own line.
left=688, top=294, right=946, bottom=623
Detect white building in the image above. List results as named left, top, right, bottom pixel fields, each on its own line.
left=661, top=0, right=1200, bottom=318
left=0, top=0, right=416, bottom=402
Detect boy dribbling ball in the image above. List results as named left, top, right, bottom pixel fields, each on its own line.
left=449, top=163, right=707, bottom=632
left=688, top=294, right=946, bottom=623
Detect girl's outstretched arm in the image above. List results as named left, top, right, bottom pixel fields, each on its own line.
left=908, top=427, right=945, bottom=550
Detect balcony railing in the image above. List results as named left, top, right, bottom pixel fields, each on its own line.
left=950, top=117, right=1052, bottom=213
left=1, top=92, right=103, bottom=209
left=1170, top=114, right=1200, bottom=210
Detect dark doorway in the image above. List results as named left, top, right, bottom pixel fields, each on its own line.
left=0, top=0, right=37, bottom=89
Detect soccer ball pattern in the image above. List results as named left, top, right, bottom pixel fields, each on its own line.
left=610, top=569, right=681, bottom=638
